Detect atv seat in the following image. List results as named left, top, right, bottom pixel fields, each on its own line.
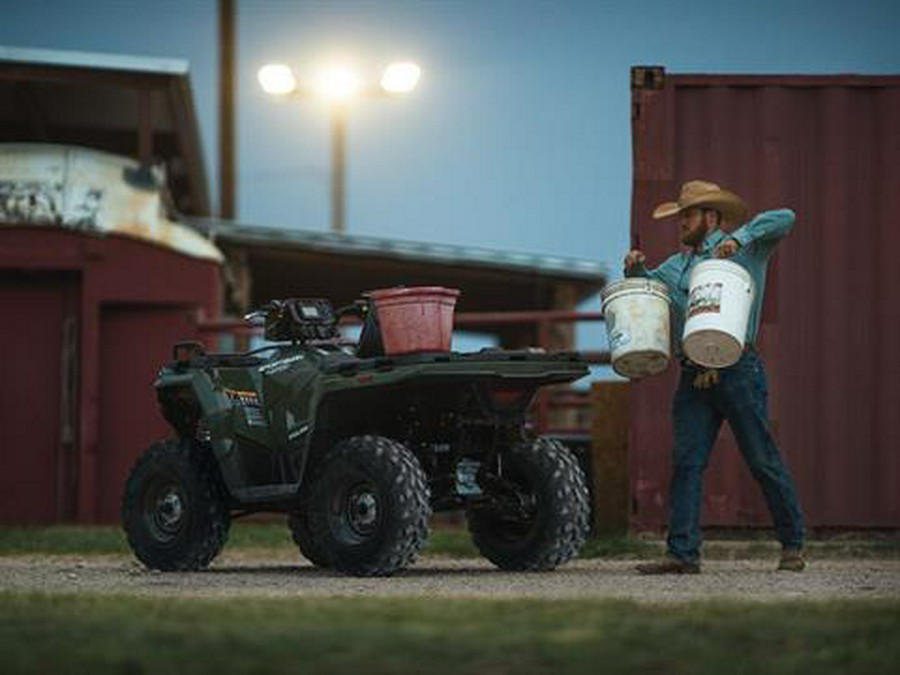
left=195, top=353, right=268, bottom=368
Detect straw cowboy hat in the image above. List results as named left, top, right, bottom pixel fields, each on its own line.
left=653, top=180, right=749, bottom=225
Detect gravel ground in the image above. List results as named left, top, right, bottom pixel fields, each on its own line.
left=2, top=553, right=899, bottom=602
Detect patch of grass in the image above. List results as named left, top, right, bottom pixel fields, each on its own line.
left=0, top=524, right=500, bottom=559
left=579, top=535, right=663, bottom=559
left=223, top=521, right=295, bottom=551
left=424, top=527, right=479, bottom=557
left=1, top=592, right=898, bottom=675
left=3, top=523, right=898, bottom=560
left=807, top=537, right=900, bottom=559
left=0, top=522, right=297, bottom=557
left=0, top=526, right=130, bottom=556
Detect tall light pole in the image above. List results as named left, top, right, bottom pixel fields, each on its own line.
left=330, top=103, right=347, bottom=235
left=258, top=61, right=421, bottom=235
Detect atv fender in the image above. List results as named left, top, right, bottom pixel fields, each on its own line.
left=154, top=372, right=250, bottom=499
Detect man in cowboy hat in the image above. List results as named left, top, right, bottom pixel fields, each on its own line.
left=624, top=180, right=806, bottom=574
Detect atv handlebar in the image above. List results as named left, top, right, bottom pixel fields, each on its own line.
left=334, top=299, right=369, bottom=320
left=243, top=309, right=267, bottom=325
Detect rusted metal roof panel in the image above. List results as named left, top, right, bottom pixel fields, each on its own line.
left=0, top=143, right=222, bottom=261
left=629, top=67, right=900, bottom=529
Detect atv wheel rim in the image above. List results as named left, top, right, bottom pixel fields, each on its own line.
left=144, top=482, right=186, bottom=543
left=346, top=485, right=379, bottom=537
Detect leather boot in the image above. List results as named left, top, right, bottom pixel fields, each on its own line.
left=635, top=555, right=701, bottom=575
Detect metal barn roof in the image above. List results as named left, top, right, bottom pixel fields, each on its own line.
left=192, top=218, right=608, bottom=313
left=0, top=45, right=210, bottom=216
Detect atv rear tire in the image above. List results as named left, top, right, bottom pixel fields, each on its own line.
left=288, top=510, right=329, bottom=568
left=306, top=435, right=430, bottom=577
left=467, top=437, right=589, bottom=571
left=121, top=439, right=229, bottom=571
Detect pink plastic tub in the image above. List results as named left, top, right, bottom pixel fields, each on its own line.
left=365, top=286, right=460, bottom=355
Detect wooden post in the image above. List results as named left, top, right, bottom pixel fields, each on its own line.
left=590, top=381, right=630, bottom=534
left=218, top=0, right=237, bottom=218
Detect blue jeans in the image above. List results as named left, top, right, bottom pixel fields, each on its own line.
left=667, top=350, right=805, bottom=564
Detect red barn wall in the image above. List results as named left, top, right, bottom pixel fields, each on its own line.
left=0, top=228, right=220, bottom=524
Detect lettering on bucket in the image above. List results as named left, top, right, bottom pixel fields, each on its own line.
left=688, top=282, right=723, bottom=318
left=606, top=308, right=631, bottom=351
left=609, top=329, right=631, bottom=352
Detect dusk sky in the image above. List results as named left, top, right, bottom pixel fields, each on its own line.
left=3, top=0, right=899, bottom=273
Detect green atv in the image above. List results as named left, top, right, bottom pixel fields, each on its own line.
left=122, top=295, right=591, bottom=577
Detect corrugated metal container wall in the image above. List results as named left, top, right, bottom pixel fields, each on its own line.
left=629, top=68, right=900, bottom=530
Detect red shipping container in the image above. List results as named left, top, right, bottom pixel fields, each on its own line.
left=629, top=67, right=900, bottom=530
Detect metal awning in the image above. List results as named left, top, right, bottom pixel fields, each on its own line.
left=192, top=218, right=608, bottom=314
left=0, top=45, right=209, bottom=216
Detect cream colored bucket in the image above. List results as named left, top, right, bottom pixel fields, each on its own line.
left=682, top=259, right=755, bottom=368
left=601, top=278, right=671, bottom=379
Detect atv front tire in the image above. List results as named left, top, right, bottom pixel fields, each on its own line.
left=121, top=439, right=229, bottom=571
left=467, top=437, right=590, bottom=571
left=306, top=435, right=431, bottom=577
left=288, top=510, right=330, bottom=568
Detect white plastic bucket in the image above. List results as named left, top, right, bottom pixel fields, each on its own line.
left=682, top=259, right=755, bottom=368
left=600, top=278, right=671, bottom=379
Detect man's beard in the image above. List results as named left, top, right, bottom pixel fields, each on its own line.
left=681, top=225, right=706, bottom=247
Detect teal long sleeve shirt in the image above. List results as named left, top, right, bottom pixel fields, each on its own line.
left=625, top=209, right=796, bottom=354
